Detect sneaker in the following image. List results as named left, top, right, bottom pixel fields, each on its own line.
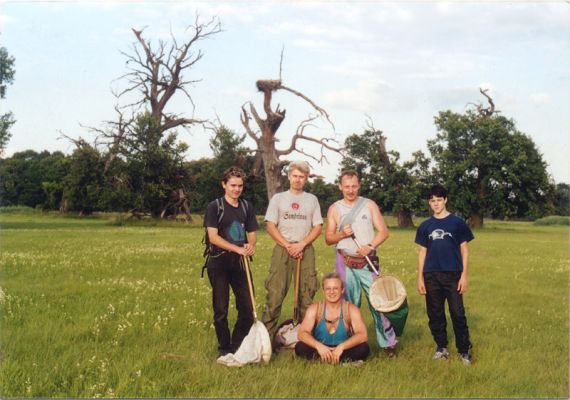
left=384, top=346, right=397, bottom=358
left=433, top=347, right=450, bottom=360
left=460, top=352, right=472, bottom=366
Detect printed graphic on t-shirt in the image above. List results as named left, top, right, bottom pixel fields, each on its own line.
left=226, top=221, right=246, bottom=243
left=284, top=202, right=308, bottom=220
left=429, top=229, right=453, bottom=240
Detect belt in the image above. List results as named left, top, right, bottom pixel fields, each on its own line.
left=338, top=250, right=367, bottom=269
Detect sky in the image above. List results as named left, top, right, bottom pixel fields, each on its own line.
left=1, top=0, right=569, bottom=184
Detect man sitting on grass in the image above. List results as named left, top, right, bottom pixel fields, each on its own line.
left=295, top=272, right=370, bottom=364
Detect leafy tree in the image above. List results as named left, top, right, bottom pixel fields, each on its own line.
left=0, top=150, right=44, bottom=207
left=63, top=144, right=105, bottom=214
left=429, top=109, right=551, bottom=227
left=39, top=151, right=69, bottom=210
left=0, top=46, right=16, bottom=153
left=304, top=177, right=338, bottom=217
left=341, top=127, right=423, bottom=227
left=186, top=125, right=268, bottom=213
left=0, top=150, right=69, bottom=209
left=119, top=112, right=189, bottom=217
left=550, top=183, right=570, bottom=216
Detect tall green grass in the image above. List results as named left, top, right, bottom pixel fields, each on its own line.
left=0, top=213, right=568, bottom=397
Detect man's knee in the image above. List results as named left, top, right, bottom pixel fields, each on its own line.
left=295, top=341, right=317, bottom=359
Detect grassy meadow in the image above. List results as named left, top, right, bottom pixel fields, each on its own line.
left=0, top=211, right=568, bottom=398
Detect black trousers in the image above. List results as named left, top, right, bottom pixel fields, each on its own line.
left=207, top=252, right=254, bottom=353
left=294, top=341, right=370, bottom=362
left=424, top=271, right=472, bottom=354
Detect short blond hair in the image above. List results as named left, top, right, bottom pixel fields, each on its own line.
left=288, top=161, right=310, bottom=176
left=321, top=272, right=344, bottom=289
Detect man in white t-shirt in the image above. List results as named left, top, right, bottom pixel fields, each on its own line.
left=261, top=161, right=323, bottom=339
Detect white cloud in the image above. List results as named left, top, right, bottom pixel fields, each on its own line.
left=0, top=12, right=16, bottom=26
left=324, top=78, right=403, bottom=114
left=529, top=93, right=551, bottom=105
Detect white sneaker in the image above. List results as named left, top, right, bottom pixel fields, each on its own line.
left=433, top=347, right=450, bottom=360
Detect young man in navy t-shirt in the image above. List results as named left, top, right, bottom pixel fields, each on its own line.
left=415, top=185, right=474, bottom=365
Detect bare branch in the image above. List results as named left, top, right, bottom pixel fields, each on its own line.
left=279, top=84, right=335, bottom=131
left=279, top=45, right=285, bottom=81
left=240, top=105, right=261, bottom=145
left=277, top=115, right=343, bottom=158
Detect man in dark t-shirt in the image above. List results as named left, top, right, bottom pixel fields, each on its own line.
left=415, top=184, right=475, bottom=365
left=204, top=167, right=259, bottom=357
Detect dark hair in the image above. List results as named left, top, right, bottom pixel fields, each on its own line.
left=321, top=272, right=344, bottom=288
left=222, top=166, right=246, bottom=183
left=428, top=184, right=447, bottom=200
left=339, top=170, right=360, bottom=184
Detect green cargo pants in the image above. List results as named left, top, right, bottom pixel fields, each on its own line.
left=261, top=244, right=319, bottom=338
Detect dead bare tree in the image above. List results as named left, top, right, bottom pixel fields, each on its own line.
left=468, top=88, right=499, bottom=117
left=240, top=72, right=342, bottom=200
left=116, top=16, right=221, bottom=131
left=104, top=16, right=221, bottom=220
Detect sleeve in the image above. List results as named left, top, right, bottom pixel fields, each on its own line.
left=415, top=223, right=428, bottom=247
left=457, top=219, right=475, bottom=244
left=203, top=200, right=219, bottom=228
left=264, top=194, right=279, bottom=224
left=312, top=196, right=324, bottom=226
left=244, top=200, right=259, bottom=232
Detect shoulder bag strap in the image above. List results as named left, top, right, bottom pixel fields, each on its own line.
left=338, top=197, right=368, bottom=231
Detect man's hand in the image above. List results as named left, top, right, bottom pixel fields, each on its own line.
left=357, top=244, right=373, bottom=257
left=331, top=344, right=344, bottom=364
left=316, top=343, right=334, bottom=363
left=417, top=277, right=426, bottom=295
left=286, top=242, right=305, bottom=259
left=242, top=243, right=255, bottom=256
left=457, top=274, right=468, bottom=294
left=340, top=224, right=353, bottom=239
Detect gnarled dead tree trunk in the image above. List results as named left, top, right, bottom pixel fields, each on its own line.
left=240, top=77, right=341, bottom=200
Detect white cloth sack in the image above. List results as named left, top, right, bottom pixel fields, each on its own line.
left=216, top=321, right=272, bottom=367
left=274, top=321, right=300, bottom=351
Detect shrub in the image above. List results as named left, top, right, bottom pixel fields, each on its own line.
left=0, top=206, right=40, bottom=214
left=534, top=216, right=570, bottom=225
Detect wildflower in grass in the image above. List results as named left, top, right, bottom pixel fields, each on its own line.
left=25, top=377, right=32, bottom=395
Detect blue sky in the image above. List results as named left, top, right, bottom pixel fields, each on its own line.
left=1, top=1, right=569, bottom=184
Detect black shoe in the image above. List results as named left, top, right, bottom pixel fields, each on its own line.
left=218, top=348, right=231, bottom=357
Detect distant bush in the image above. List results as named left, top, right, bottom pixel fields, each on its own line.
left=0, top=206, right=41, bottom=214
left=534, top=216, right=570, bottom=226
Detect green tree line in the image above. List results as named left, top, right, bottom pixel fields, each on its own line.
left=1, top=116, right=568, bottom=225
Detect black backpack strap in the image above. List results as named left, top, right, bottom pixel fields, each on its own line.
left=202, top=197, right=225, bottom=278
left=216, top=197, right=224, bottom=224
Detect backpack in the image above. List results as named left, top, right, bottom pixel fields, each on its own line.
left=316, top=300, right=353, bottom=336
left=201, top=197, right=249, bottom=277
